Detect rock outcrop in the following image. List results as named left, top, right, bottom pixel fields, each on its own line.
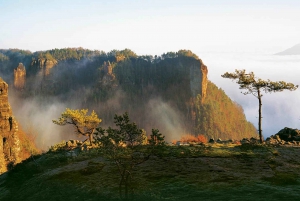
left=0, top=78, right=21, bottom=173
left=13, top=63, right=26, bottom=90
left=266, top=127, right=300, bottom=146
left=31, top=58, right=58, bottom=76
left=200, top=62, right=208, bottom=102
left=0, top=78, right=38, bottom=173
left=189, top=59, right=208, bottom=102
left=101, top=61, right=115, bottom=85
left=31, top=58, right=57, bottom=69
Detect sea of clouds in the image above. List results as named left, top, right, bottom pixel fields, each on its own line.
left=199, top=51, right=300, bottom=138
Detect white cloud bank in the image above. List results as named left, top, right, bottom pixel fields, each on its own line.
left=200, top=51, right=300, bottom=138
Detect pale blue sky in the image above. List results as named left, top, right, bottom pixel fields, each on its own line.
left=0, top=0, right=299, bottom=55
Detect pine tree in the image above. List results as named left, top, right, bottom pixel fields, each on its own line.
left=222, top=69, right=298, bottom=143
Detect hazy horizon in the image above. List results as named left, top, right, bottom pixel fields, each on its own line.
left=201, top=51, right=300, bottom=138
left=1, top=0, right=299, bottom=54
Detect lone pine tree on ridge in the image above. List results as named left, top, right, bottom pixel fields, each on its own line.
left=222, top=69, right=298, bottom=143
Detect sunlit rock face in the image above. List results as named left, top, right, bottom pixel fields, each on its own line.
left=0, top=78, right=21, bottom=173
left=187, top=59, right=208, bottom=126
left=14, top=63, right=26, bottom=90
left=200, top=64, right=208, bottom=102
left=32, top=58, right=57, bottom=69
left=31, top=58, right=58, bottom=76
left=189, top=59, right=208, bottom=102
left=100, top=61, right=116, bottom=86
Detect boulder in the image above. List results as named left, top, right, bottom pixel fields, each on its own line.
left=240, top=138, right=250, bottom=144
left=208, top=138, right=215, bottom=143
left=293, top=136, right=300, bottom=141
left=275, top=135, right=281, bottom=142
left=266, top=127, right=300, bottom=146
left=250, top=137, right=260, bottom=144
left=276, top=127, right=300, bottom=141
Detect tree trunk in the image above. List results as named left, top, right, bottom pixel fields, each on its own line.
left=258, top=89, right=263, bottom=143
left=125, top=175, right=128, bottom=200
left=124, top=170, right=133, bottom=200
left=88, top=128, right=95, bottom=145
left=119, top=172, right=125, bottom=199
left=88, top=134, right=93, bottom=145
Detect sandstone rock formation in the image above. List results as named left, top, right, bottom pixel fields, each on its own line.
left=200, top=62, right=208, bottom=102
left=0, top=78, right=21, bottom=173
left=0, top=78, right=38, bottom=173
left=97, top=61, right=117, bottom=91
left=13, top=63, right=26, bottom=90
left=31, top=58, right=58, bottom=76
left=31, top=58, right=57, bottom=69
left=187, top=59, right=208, bottom=130
left=189, top=59, right=208, bottom=102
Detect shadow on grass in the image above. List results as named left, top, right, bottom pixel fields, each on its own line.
left=262, top=172, right=299, bottom=185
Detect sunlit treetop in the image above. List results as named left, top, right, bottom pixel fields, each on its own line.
left=221, top=69, right=298, bottom=98
left=53, top=108, right=102, bottom=144
left=161, top=49, right=199, bottom=60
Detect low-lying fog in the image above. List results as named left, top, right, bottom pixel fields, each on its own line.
left=200, top=51, right=300, bottom=138
left=8, top=51, right=300, bottom=150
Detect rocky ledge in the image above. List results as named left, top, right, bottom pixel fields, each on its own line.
left=266, top=127, right=300, bottom=146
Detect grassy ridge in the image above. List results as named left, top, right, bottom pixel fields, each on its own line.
left=1, top=144, right=300, bottom=201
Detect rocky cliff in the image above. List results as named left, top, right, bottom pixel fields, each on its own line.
left=0, top=78, right=38, bottom=173
left=31, top=58, right=57, bottom=69
left=13, top=63, right=26, bottom=90
left=31, top=58, right=58, bottom=76
left=189, top=59, right=208, bottom=102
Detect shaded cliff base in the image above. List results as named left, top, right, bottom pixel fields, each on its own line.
left=0, top=124, right=40, bottom=173
left=1, top=143, right=300, bottom=201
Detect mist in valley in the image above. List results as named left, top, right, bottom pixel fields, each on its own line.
left=4, top=57, right=188, bottom=150
left=2, top=48, right=299, bottom=150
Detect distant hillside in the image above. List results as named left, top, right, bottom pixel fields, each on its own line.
left=275, top=44, right=300, bottom=55
left=0, top=48, right=258, bottom=141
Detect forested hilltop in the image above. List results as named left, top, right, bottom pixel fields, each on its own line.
left=0, top=48, right=257, bottom=141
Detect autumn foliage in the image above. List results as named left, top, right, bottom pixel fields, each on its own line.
left=173, top=134, right=208, bottom=144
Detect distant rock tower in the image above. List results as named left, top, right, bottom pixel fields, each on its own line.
left=14, top=63, right=26, bottom=90
left=0, top=78, right=21, bottom=173
left=100, top=61, right=115, bottom=86
left=103, top=61, right=113, bottom=75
